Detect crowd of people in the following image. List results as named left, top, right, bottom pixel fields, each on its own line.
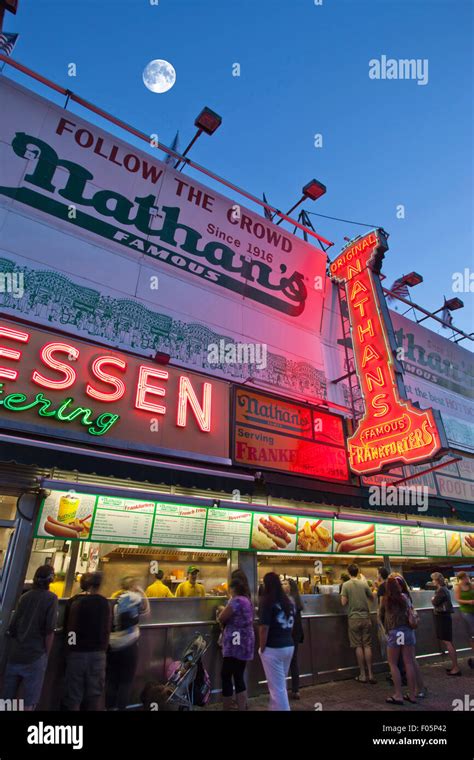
left=1, top=563, right=473, bottom=711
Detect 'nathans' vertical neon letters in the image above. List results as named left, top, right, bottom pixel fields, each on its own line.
left=329, top=229, right=447, bottom=476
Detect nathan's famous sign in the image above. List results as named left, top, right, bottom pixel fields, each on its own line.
left=0, top=318, right=230, bottom=463
left=0, top=78, right=327, bottom=326
left=232, top=387, right=349, bottom=482
left=329, top=230, right=448, bottom=476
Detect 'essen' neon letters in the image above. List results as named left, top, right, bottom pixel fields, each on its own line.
left=329, top=229, right=447, bottom=475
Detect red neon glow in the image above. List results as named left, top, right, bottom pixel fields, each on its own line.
left=135, top=365, right=168, bottom=414
left=176, top=376, right=212, bottom=432
left=32, top=342, right=78, bottom=390
left=0, top=324, right=30, bottom=381
left=86, top=356, right=127, bottom=402
left=329, top=230, right=446, bottom=476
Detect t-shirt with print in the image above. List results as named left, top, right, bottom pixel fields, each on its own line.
left=259, top=600, right=295, bottom=648
left=341, top=579, right=373, bottom=618
left=222, top=595, right=255, bottom=661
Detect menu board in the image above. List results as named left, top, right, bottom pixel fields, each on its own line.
left=91, top=497, right=155, bottom=543
left=375, top=524, right=402, bottom=555
left=204, top=509, right=253, bottom=549
left=401, top=526, right=426, bottom=556
left=152, top=503, right=207, bottom=547
left=35, top=491, right=474, bottom=558
left=424, top=528, right=447, bottom=557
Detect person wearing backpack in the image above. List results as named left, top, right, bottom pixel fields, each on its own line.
left=106, top=576, right=150, bottom=710
left=379, top=576, right=419, bottom=705
left=431, top=571, right=461, bottom=676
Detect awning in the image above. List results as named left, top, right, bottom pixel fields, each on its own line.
left=0, top=433, right=255, bottom=495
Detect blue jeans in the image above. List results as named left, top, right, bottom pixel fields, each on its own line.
left=2, top=653, right=48, bottom=709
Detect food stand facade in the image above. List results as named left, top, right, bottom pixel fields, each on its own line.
left=0, top=72, right=473, bottom=708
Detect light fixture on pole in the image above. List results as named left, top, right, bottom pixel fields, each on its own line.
left=276, top=179, right=327, bottom=225
left=175, top=106, right=222, bottom=170
left=417, top=296, right=464, bottom=324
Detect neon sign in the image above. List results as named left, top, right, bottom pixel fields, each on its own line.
left=0, top=384, right=119, bottom=435
left=0, top=318, right=230, bottom=462
left=329, top=229, right=447, bottom=476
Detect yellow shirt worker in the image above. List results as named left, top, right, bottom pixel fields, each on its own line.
left=49, top=576, right=66, bottom=598
left=175, top=566, right=206, bottom=598
left=145, top=571, right=174, bottom=598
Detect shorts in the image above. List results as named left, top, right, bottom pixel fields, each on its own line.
left=434, top=613, right=452, bottom=642
left=2, top=653, right=48, bottom=709
left=348, top=617, right=372, bottom=648
left=460, top=611, right=474, bottom=639
left=386, top=625, right=416, bottom=649
left=62, top=651, right=106, bottom=710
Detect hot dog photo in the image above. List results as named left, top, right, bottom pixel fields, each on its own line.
left=332, top=521, right=375, bottom=555
left=36, top=490, right=96, bottom=541
left=251, top=514, right=297, bottom=552
left=461, top=532, right=474, bottom=557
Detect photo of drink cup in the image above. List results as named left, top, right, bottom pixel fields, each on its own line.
left=57, top=493, right=80, bottom=524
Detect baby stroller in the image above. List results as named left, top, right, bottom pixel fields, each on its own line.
left=164, top=632, right=211, bottom=711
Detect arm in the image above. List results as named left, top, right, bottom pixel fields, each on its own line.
left=341, top=594, right=348, bottom=607
left=453, top=585, right=461, bottom=604
left=218, top=600, right=234, bottom=625
left=175, top=584, right=183, bottom=597
left=432, top=588, right=445, bottom=608
left=259, top=625, right=269, bottom=652
left=139, top=593, right=151, bottom=616
left=365, top=585, right=373, bottom=601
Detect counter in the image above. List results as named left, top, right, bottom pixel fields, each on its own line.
left=37, top=591, right=471, bottom=709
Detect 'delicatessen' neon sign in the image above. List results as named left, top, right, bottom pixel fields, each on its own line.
left=0, top=319, right=230, bottom=462
left=329, top=229, right=448, bottom=476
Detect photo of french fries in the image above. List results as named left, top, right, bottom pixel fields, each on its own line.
left=250, top=514, right=297, bottom=551
left=461, top=533, right=474, bottom=557
left=297, top=518, right=332, bottom=552
left=446, top=531, right=462, bottom=556
left=332, top=522, right=375, bottom=554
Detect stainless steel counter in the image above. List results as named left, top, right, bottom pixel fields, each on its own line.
left=37, top=591, right=471, bottom=709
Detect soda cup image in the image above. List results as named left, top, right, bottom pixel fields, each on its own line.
left=57, top=493, right=80, bottom=524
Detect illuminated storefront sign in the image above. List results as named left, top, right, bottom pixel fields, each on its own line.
left=0, top=318, right=230, bottom=463
left=232, top=387, right=349, bottom=481
left=329, top=229, right=447, bottom=476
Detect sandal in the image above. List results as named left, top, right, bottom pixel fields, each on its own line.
left=386, top=696, right=404, bottom=705
left=446, top=670, right=462, bottom=676
left=403, top=694, right=418, bottom=704
left=355, top=676, right=367, bottom=683
left=368, top=678, right=377, bottom=684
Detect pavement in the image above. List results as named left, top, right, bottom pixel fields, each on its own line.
left=206, top=655, right=474, bottom=711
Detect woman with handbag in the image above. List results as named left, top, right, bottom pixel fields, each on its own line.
left=431, top=572, right=461, bottom=676
left=379, top=577, right=418, bottom=705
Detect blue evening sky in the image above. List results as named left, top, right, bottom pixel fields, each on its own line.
left=3, top=0, right=473, bottom=340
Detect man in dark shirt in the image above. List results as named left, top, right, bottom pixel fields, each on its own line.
left=62, top=571, right=111, bottom=711
left=3, top=564, right=58, bottom=710
left=377, top=567, right=389, bottom=604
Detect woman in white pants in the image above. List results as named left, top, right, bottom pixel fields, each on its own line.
left=258, top=572, right=295, bottom=711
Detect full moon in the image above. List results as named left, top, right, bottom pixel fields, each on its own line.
left=142, top=59, right=176, bottom=93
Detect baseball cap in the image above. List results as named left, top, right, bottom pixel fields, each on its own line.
left=187, top=566, right=199, bottom=574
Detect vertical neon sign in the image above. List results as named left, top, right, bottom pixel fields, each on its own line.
left=329, top=229, right=447, bottom=476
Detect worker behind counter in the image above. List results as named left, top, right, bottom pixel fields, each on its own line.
left=145, top=570, right=174, bottom=598
left=175, top=566, right=206, bottom=598
left=49, top=572, right=66, bottom=598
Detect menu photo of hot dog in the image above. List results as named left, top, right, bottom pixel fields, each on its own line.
left=333, top=521, right=375, bottom=555
left=461, top=532, right=474, bottom=557
left=250, top=514, right=297, bottom=551
left=297, top=518, right=333, bottom=553
left=36, top=490, right=96, bottom=541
